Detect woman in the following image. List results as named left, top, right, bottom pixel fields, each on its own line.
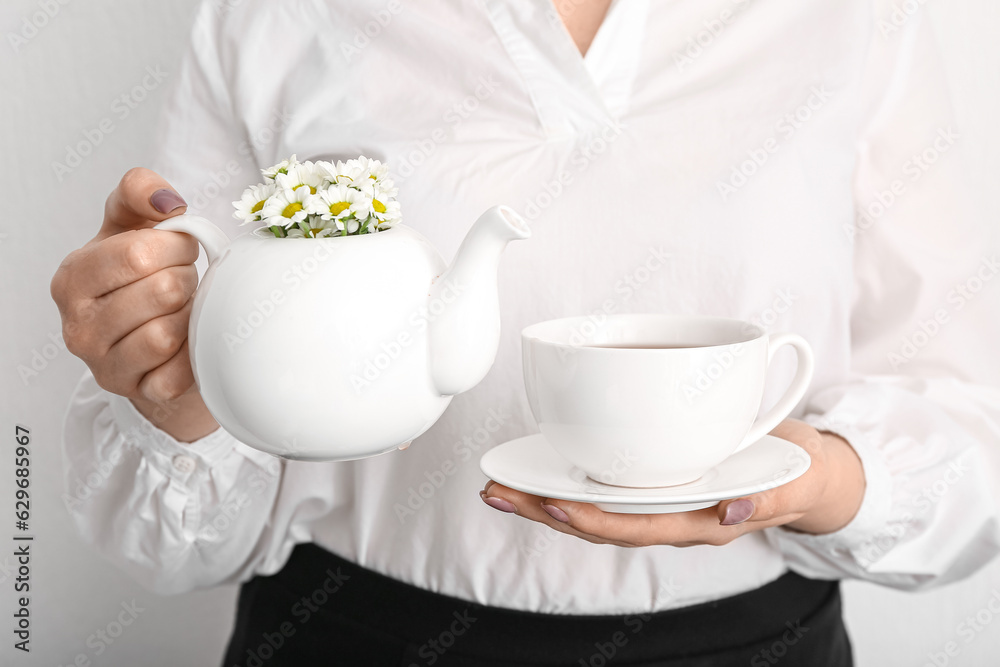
left=51, top=0, right=1000, bottom=664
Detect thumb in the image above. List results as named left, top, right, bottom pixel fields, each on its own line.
left=716, top=492, right=780, bottom=526
left=98, top=167, right=188, bottom=240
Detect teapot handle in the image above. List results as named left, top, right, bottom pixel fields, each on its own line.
left=153, top=215, right=231, bottom=264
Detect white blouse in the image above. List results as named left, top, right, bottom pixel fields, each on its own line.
left=61, top=0, right=1000, bottom=614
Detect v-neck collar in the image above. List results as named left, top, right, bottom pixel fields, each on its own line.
left=484, top=0, right=648, bottom=139
left=582, top=0, right=648, bottom=119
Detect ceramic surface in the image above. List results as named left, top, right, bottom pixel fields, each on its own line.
left=522, top=314, right=814, bottom=486
left=480, top=433, right=811, bottom=513
left=154, top=206, right=530, bottom=460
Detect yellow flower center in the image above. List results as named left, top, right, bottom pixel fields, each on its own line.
left=329, top=202, right=351, bottom=216
left=293, top=183, right=317, bottom=194
left=251, top=199, right=265, bottom=214
left=281, top=202, right=304, bottom=218
left=372, top=198, right=386, bottom=214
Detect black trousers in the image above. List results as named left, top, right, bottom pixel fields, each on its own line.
left=222, top=543, right=852, bottom=667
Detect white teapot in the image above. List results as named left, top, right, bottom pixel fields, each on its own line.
left=154, top=206, right=529, bottom=460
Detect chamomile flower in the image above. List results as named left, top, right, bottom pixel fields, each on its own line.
left=232, top=182, right=277, bottom=225
left=275, top=161, right=325, bottom=194
left=316, top=160, right=350, bottom=186
left=261, top=154, right=300, bottom=181
left=339, top=157, right=392, bottom=193
left=373, top=201, right=402, bottom=228
left=377, top=177, right=398, bottom=197
left=370, top=183, right=402, bottom=228
left=357, top=156, right=391, bottom=183
left=310, top=183, right=372, bottom=221
left=260, top=187, right=314, bottom=229
left=285, top=216, right=338, bottom=238
left=325, top=158, right=371, bottom=187
left=334, top=216, right=363, bottom=234
left=237, top=155, right=401, bottom=237
left=313, top=224, right=339, bottom=237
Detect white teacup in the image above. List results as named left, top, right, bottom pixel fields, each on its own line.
left=521, top=314, right=814, bottom=488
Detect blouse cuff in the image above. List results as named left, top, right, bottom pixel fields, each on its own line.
left=108, top=393, right=236, bottom=489
left=768, top=417, right=894, bottom=565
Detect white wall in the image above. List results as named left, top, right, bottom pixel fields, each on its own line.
left=0, top=2, right=236, bottom=666
left=0, top=1, right=996, bottom=665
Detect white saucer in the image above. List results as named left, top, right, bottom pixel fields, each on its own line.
left=480, top=434, right=810, bottom=514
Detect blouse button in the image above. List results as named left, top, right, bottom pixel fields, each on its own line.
left=172, top=454, right=196, bottom=474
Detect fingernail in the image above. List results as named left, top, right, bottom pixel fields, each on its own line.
left=483, top=495, right=516, bottom=514
left=151, top=188, right=187, bottom=213
left=541, top=504, right=569, bottom=523
left=721, top=498, right=755, bottom=525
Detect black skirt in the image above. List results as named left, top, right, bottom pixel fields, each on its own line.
left=222, top=542, right=852, bottom=667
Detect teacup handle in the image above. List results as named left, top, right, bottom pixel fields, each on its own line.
left=153, top=214, right=230, bottom=264
left=733, top=333, right=814, bottom=453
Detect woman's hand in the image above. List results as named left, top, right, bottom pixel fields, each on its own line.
left=480, top=419, right=866, bottom=547
left=50, top=168, right=219, bottom=442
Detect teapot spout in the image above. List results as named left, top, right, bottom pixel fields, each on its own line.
left=428, top=205, right=530, bottom=396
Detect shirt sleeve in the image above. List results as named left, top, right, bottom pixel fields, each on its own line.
left=765, top=8, right=1000, bottom=588
left=61, top=0, right=287, bottom=594
left=62, top=372, right=285, bottom=594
